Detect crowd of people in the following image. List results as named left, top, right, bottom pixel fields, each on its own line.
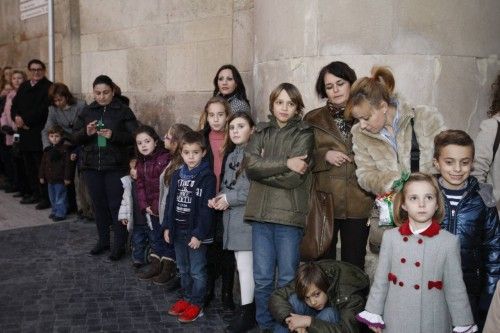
left=0, top=59, right=499, bottom=333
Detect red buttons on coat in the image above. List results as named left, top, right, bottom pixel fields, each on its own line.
left=415, top=261, right=421, bottom=267
left=418, top=239, right=423, bottom=244
left=403, top=237, right=408, bottom=242
left=401, top=258, right=406, bottom=263
left=399, top=282, right=404, bottom=287
left=414, top=284, right=420, bottom=290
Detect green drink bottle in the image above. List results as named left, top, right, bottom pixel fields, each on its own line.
left=96, top=120, right=107, bottom=147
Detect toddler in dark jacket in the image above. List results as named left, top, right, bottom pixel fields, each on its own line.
left=433, top=130, right=500, bottom=330
left=39, top=125, right=73, bottom=221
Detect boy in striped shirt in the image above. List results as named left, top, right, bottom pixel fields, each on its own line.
left=433, top=130, right=499, bottom=330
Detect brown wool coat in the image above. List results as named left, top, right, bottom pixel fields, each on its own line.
left=305, top=105, right=374, bottom=219
left=351, top=98, right=446, bottom=195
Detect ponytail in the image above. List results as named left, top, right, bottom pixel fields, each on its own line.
left=346, top=66, right=396, bottom=119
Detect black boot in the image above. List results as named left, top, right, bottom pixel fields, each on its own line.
left=89, top=242, right=110, bottom=255
left=221, top=257, right=235, bottom=311
left=203, top=274, right=216, bottom=308
left=136, top=254, right=161, bottom=280
left=153, top=257, right=177, bottom=285
left=226, top=302, right=256, bottom=333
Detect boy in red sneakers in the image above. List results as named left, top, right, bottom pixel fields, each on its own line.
left=163, top=131, right=216, bottom=323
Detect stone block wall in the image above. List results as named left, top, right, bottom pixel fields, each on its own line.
left=253, top=0, right=500, bottom=136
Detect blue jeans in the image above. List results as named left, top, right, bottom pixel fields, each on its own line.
left=48, top=183, right=67, bottom=218
left=252, top=222, right=303, bottom=329
left=274, top=294, right=340, bottom=332
left=131, top=217, right=175, bottom=264
left=174, top=228, right=207, bottom=306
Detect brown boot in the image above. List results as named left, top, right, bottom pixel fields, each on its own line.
left=153, top=257, right=177, bottom=285
left=136, top=254, right=161, bottom=281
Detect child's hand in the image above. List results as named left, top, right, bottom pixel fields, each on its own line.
left=130, top=168, right=137, bottom=180
left=164, top=229, right=170, bottom=243
left=70, top=153, right=77, bottom=161
left=295, top=328, right=306, bottom=333
left=145, top=207, right=154, bottom=215
left=207, top=197, right=217, bottom=208
left=213, top=195, right=229, bottom=210
left=188, top=236, right=201, bottom=249
left=64, top=180, right=71, bottom=186
left=285, top=313, right=311, bottom=331
left=39, top=178, right=45, bottom=184
left=368, top=326, right=382, bottom=333
left=121, top=219, right=128, bottom=226
left=287, top=155, right=308, bottom=174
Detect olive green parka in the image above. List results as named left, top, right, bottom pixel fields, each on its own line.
left=244, top=115, right=314, bottom=228
left=269, top=260, right=370, bottom=333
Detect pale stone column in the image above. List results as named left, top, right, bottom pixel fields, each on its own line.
left=253, top=0, right=500, bottom=135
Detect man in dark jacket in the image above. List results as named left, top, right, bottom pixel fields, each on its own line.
left=11, top=59, right=53, bottom=208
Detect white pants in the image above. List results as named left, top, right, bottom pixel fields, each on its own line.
left=235, top=250, right=254, bottom=305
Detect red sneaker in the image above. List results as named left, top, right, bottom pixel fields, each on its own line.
left=177, top=304, right=203, bottom=323
left=167, top=299, right=190, bottom=316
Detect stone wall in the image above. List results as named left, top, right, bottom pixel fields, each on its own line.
left=79, top=0, right=252, bottom=134
left=1, top=0, right=499, bottom=136
left=253, top=0, right=500, bottom=136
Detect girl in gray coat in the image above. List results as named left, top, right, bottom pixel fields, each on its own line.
left=209, top=112, right=256, bottom=332
left=356, top=173, right=476, bottom=333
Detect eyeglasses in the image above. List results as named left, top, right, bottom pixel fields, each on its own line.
left=29, top=68, right=44, bottom=73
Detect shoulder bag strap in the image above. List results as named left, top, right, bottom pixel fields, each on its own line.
left=492, top=120, right=500, bottom=163
left=410, top=118, right=420, bottom=172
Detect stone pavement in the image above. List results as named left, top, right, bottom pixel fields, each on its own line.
left=0, top=190, right=378, bottom=332
left=0, top=191, right=232, bottom=332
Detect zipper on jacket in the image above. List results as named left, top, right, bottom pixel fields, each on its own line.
left=97, top=106, right=106, bottom=171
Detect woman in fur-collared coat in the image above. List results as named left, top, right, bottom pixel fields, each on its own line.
left=347, top=66, right=446, bottom=195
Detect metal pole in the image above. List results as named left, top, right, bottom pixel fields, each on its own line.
left=48, top=0, right=54, bottom=81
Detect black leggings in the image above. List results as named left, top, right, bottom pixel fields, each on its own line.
left=322, top=218, right=369, bottom=270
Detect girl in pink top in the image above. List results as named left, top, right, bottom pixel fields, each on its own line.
left=198, top=96, right=236, bottom=310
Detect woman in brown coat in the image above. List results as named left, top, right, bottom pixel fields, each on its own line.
left=305, top=62, right=374, bottom=270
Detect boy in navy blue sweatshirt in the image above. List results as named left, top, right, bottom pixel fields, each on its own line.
left=163, top=131, right=216, bottom=323
left=433, top=130, right=500, bottom=330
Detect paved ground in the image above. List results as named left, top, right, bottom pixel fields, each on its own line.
left=0, top=191, right=232, bottom=332
left=0, top=190, right=377, bottom=332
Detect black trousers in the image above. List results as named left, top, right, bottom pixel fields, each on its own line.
left=322, top=218, right=369, bottom=271
left=206, top=241, right=236, bottom=296
left=22, top=151, right=48, bottom=201
left=84, top=169, right=127, bottom=251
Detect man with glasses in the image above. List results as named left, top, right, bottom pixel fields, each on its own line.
left=11, top=59, right=53, bottom=209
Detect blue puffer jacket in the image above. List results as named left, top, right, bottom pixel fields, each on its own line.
left=439, top=176, right=500, bottom=307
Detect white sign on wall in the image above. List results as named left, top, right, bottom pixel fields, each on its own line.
left=20, top=0, right=48, bottom=20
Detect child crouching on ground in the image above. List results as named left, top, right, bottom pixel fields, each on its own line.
left=39, top=125, right=73, bottom=221
left=270, top=260, right=369, bottom=333
left=163, top=131, right=216, bottom=323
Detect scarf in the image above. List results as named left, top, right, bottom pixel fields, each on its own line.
left=327, top=101, right=351, bottom=140
left=179, top=160, right=209, bottom=180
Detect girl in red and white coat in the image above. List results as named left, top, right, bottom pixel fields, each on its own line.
left=356, top=173, right=477, bottom=333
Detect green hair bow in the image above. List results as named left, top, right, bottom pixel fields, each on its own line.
left=392, top=171, right=410, bottom=192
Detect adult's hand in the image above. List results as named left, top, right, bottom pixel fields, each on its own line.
left=14, top=116, right=24, bottom=128
left=325, top=150, right=351, bottom=167
left=86, top=120, right=97, bottom=136
left=98, top=128, right=112, bottom=139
